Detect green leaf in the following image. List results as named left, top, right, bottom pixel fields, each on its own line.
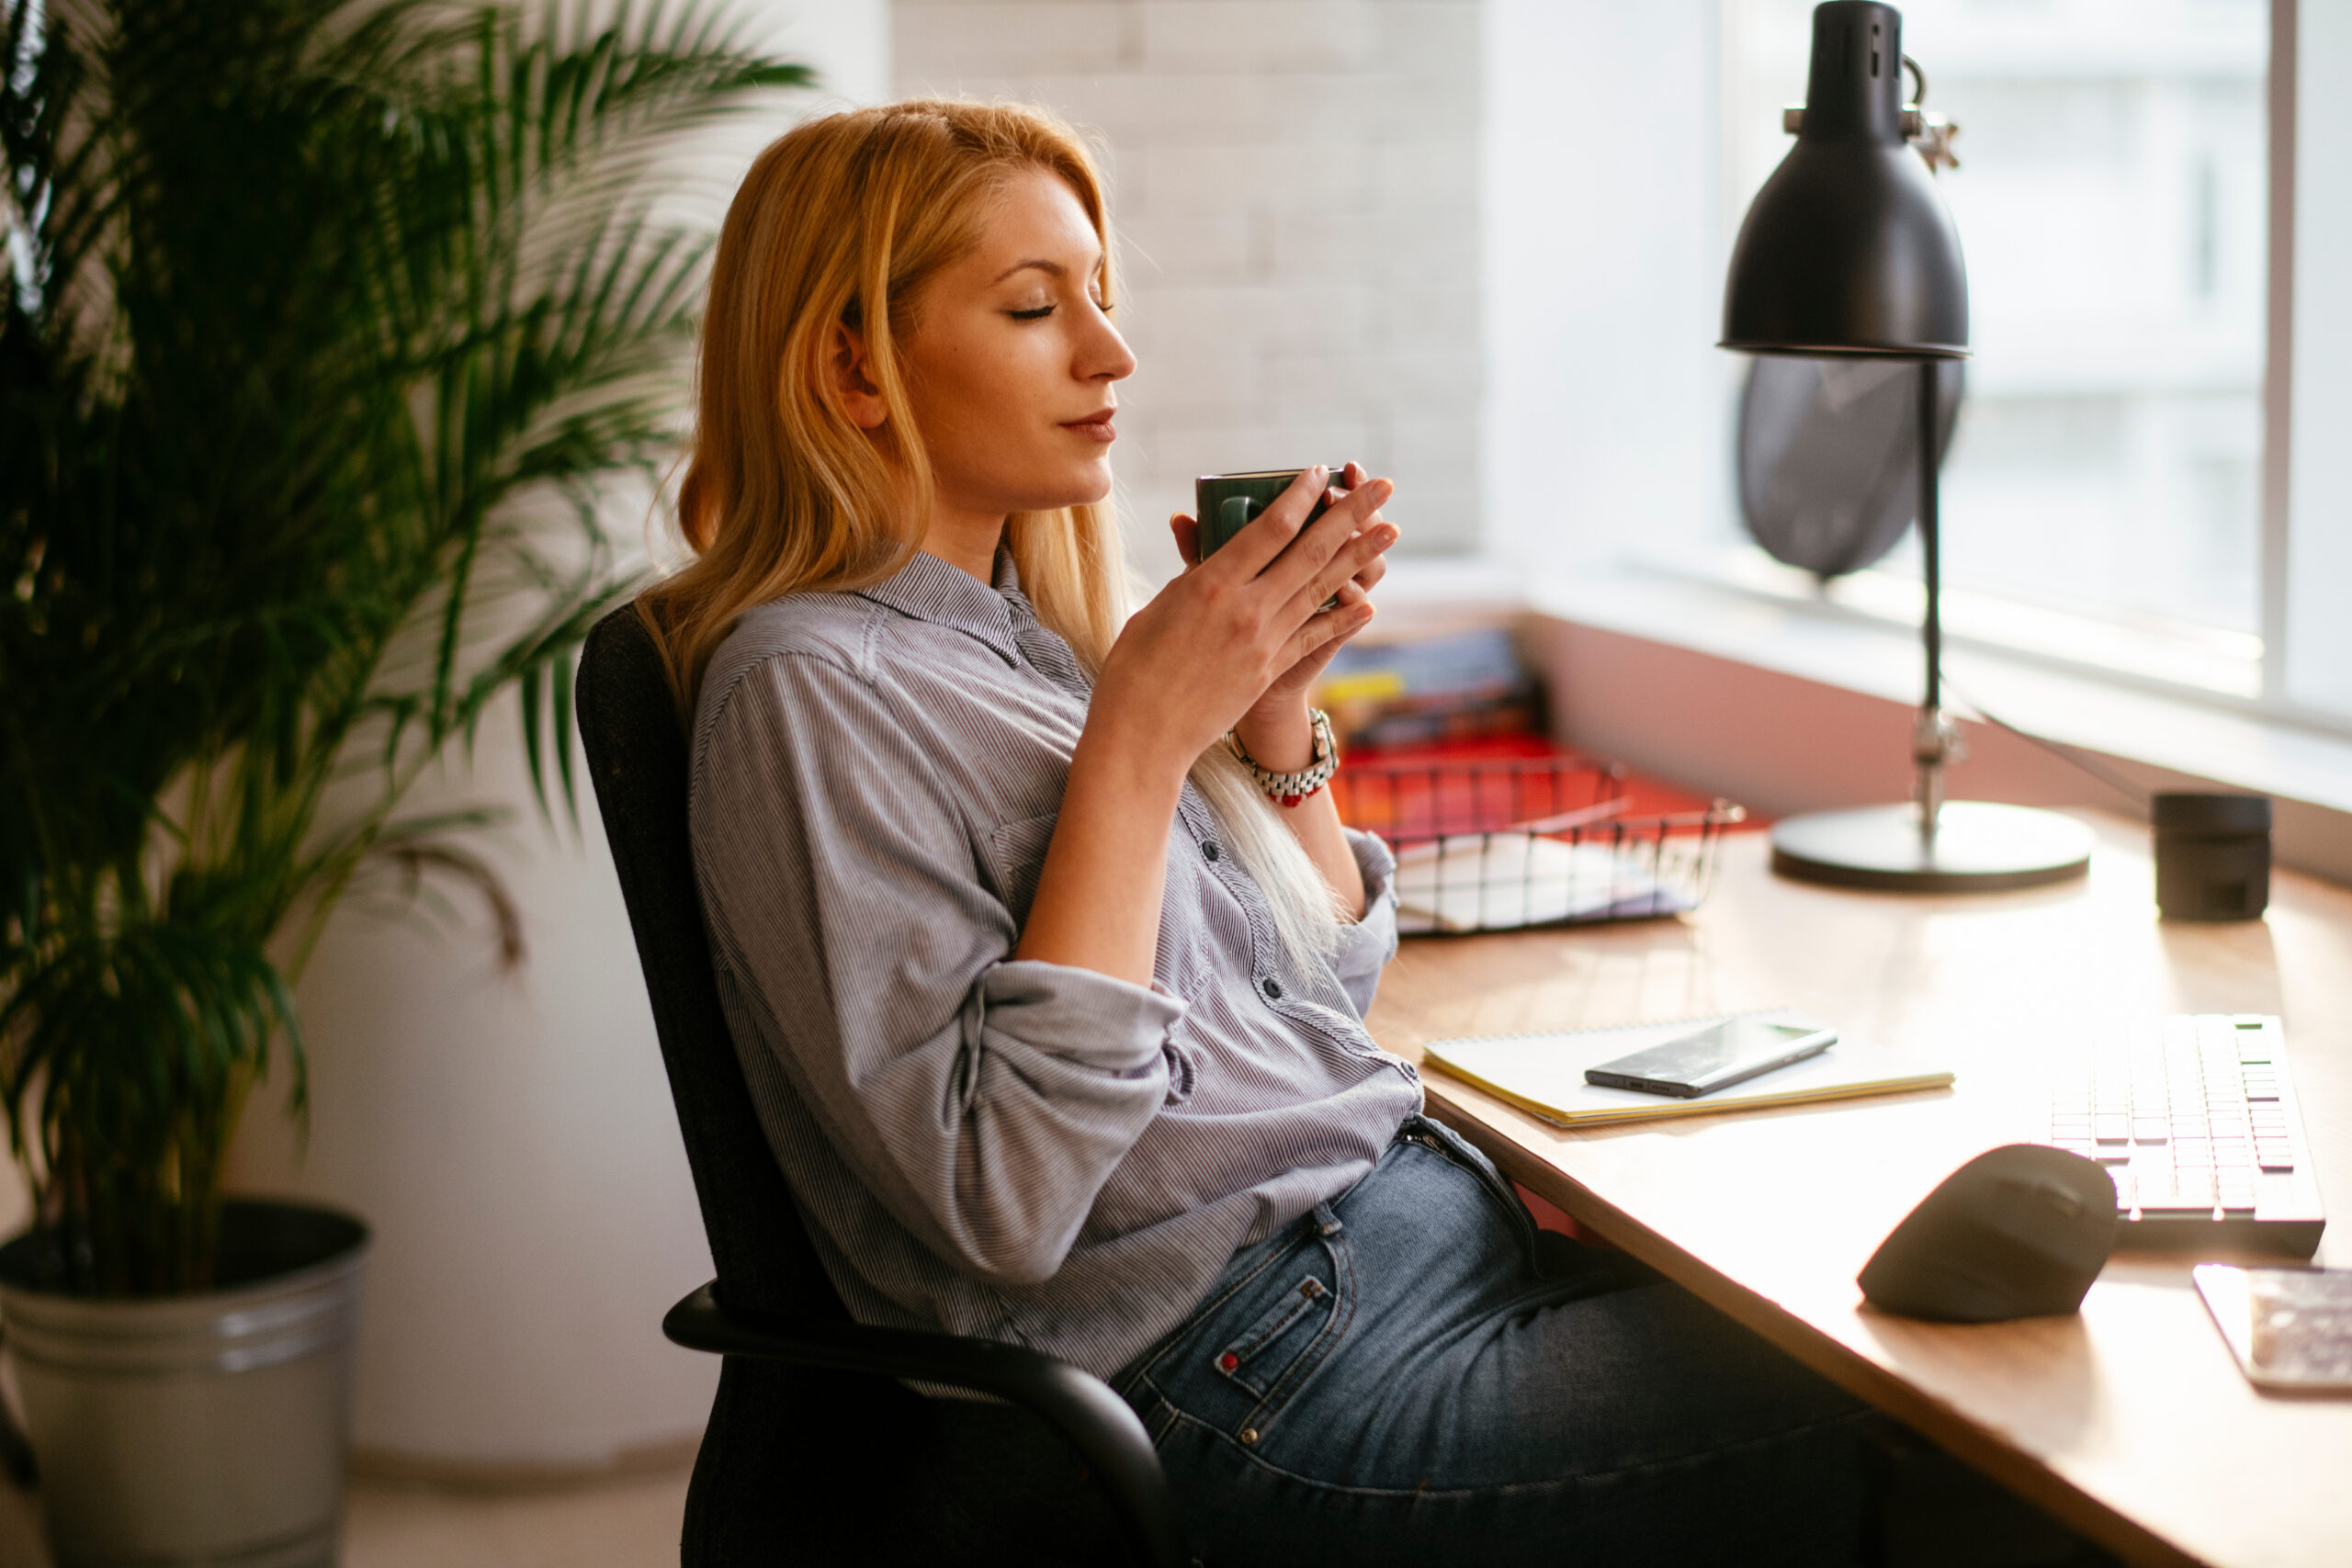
left=2, top=0, right=811, bottom=1294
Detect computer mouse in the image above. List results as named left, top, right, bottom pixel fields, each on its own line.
left=1858, top=1145, right=2120, bottom=1323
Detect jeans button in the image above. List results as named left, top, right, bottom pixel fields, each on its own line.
left=1238, top=1427, right=1260, bottom=1447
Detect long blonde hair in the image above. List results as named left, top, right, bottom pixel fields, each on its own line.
left=641, top=99, right=1343, bottom=972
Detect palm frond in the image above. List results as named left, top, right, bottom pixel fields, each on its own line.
left=1, top=0, right=810, bottom=1294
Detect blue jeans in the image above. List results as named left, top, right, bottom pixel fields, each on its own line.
left=1114, top=1116, right=1874, bottom=1566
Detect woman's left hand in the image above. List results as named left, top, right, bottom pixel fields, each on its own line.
left=1169, top=462, right=1392, bottom=769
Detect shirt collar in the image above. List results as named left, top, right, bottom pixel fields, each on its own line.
left=853, top=547, right=1023, bottom=663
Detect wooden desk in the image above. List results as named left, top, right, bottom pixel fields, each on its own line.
left=1363, top=813, right=2352, bottom=1568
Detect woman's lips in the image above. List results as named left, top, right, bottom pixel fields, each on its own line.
left=1061, top=413, right=1116, bottom=443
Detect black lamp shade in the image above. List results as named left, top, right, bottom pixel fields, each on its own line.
left=1722, top=2, right=1969, bottom=358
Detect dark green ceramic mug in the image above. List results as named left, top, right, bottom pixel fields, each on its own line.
left=1193, top=466, right=1351, bottom=560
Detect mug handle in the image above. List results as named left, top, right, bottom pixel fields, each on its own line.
left=1219, top=495, right=1256, bottom=547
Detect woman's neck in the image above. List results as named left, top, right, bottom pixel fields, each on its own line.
left=922, top=508, right=1009, bottom=584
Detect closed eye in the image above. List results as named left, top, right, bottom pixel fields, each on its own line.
left=1009, top=299, right=1113, bottom=322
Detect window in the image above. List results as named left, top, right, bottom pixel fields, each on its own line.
left=1487, top=1, right=2346, bottom=731
left=1730, top=0, right=2269, bottom=686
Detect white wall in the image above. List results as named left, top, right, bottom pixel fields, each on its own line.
left=893, top=0, right=1487, bottom=574
left=230, top=696, right=725, bottom=1469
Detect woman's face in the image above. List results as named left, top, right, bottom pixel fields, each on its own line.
left=895, top=167, right=1136, bottom=527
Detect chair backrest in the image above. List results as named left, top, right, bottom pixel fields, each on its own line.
left=575, top=604, right=845, bottom=1322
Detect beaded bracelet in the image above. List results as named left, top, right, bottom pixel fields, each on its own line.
left=1224, top=708, right=1340, bottom=807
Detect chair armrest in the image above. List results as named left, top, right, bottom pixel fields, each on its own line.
left=663, top=1282, right=1190, bottom=1568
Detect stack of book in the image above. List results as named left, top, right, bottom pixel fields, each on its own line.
left=1313, top=626, right=1541, bottom=753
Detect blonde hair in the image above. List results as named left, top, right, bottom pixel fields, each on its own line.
left=640, top=99, right=1342, bottom=972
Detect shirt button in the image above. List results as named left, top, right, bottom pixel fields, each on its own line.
left=1202, top=840, right=1221, bottom=862
left=1261, top=977, right=1283, bottom=1000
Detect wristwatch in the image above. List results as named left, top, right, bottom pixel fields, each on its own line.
left=1225, top=708, right=1340, bottom=807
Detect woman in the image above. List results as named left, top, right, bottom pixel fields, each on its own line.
left=642, top=99, right=1871, bottom=1564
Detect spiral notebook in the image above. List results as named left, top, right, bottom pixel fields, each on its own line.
left=1421, top=1010, right=1956, bottom=1128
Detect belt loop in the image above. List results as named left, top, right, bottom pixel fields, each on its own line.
left=1313, top=1200, right=1343, bottom=1238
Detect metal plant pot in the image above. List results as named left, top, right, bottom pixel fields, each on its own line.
left=0, top=1201, right=368, bottom=1568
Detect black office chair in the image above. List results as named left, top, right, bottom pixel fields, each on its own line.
left=575, top=604, right=1189, bottom=1568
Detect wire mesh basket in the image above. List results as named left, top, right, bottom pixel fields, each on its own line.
left=1330, top=756, right=1747, bottom=934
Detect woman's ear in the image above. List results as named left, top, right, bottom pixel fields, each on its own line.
left=831, top=322, right=888, bottom=430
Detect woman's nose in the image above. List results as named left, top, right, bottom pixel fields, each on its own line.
left=1084, top=310, right=1136, bottom=383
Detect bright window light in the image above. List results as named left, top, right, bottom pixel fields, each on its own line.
left=1723, top=0, right=2269, bottom=649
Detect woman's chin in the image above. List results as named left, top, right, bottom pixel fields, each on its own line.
left=1017, top=464, right=1114, bottom=512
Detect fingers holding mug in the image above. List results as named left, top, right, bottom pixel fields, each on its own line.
left=1291, top=514, right=1396, bottom=623
left=1278, top=592, right=1377, bottom=672
left=1267, top=474, right=1392, bottom=599
left=1169, top=511, right=1203, bottom=570
left=1186, top=463, right=1398, bottom=606
left=1193, top=464, right=1350, bottom=574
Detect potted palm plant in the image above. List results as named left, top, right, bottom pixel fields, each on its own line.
left=0, top=2, right=804, bottom=1562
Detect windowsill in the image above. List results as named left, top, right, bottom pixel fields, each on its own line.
left=1681, top=548, right=2267, bottom=704
left=1379, top=552, right=2352, bottom=830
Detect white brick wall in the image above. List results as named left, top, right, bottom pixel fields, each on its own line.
left=895, top=0, right=1486, bottom=576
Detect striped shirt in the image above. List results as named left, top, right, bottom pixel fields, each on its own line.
left=688, top=548, right=1420, bottom=1381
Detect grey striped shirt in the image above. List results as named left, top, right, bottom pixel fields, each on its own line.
left=688, top=548, right=1420, bottom=1381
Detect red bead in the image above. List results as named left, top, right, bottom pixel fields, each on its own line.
left=1217, top=1352, right=1239, bottom=1372
left=1280, top=795, right=1302, bottom=807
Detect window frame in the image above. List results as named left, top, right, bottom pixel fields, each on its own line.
left=2260, top=0, right=2297, bottom=708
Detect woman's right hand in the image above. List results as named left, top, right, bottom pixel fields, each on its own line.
left=1017, top=467, right=1395, bottom=986
left=1088, top=465, right=1398, bottom=781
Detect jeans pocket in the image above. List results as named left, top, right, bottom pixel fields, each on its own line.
left=1211, top=1274, right=1333, bottom=1399
left=1185, top=1201, right=1353, bottom=1438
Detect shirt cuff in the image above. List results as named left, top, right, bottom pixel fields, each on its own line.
left=977, top=958, right=1189, bottom=1071
left=1346, top=826, right=1398, bottom=902
left=1331, top=829, right=1401, bottom=1016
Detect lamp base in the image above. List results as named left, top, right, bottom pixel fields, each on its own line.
left=1770, top=801, right=2093, bottom=894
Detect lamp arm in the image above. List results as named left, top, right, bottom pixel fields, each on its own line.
left=1913, top=359, right=1961, bottom=836
left=1919, top=360, right=1941, bottom=716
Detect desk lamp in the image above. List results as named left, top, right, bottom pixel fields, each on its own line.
left=1721, top=0, right=2092, bottom=892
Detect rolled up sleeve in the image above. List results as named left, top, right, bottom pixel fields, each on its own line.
left=1329, top=828, right=1399, bottom=1019
left=694, top=653, right=1186, bottom=1287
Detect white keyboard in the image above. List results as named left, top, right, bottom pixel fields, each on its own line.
left=2046, top=1015, right=2324, bottom=1256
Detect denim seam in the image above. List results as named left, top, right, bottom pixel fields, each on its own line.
left=1144, top=1394, right=1182, bottom=1448
left=1160, top=1402, right=1869, bottom=1503
left=1238, top=1222, right=1356, bottom=1437
left=1404, top=1118, right=1539, bottom=1263
left=1115, top=1220, right=1312, bottom=1402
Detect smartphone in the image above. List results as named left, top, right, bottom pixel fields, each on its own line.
left=1584, top=1018, right=1838, bottom=1100
left=2195, top=1264, right=2352, bottom=1392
